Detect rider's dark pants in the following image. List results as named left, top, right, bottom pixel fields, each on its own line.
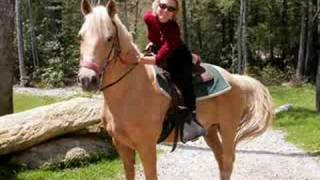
left=156, top=44, right=196, bottom=111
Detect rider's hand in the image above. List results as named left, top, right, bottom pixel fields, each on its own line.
left=145, top=42, right=154, bottom=52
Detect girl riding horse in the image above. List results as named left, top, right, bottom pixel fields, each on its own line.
left=138, top=0, right=207, bottom=142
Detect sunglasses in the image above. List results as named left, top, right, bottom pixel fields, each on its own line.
left=159, top=3, right=177, bottom=12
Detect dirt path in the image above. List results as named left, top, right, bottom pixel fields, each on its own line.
left=136, top=130, right=320, bottom=180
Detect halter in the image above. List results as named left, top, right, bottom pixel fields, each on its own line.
left=80, top=19, right=138, bottom=91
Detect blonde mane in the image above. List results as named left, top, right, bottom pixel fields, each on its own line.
left=112, top=13, right=141, bottom=57
left=79, top=5, right=141, bottom=58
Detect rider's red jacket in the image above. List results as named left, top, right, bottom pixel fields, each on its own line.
left=143, top=11, right=182, bottom=65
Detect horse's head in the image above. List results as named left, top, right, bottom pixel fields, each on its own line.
left=78, top=0, right=118, bottom=92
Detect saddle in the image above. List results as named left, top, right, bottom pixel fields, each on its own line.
left=148, top=47, right=231, bottom=151
left=156, top=59, right=214, bottom=151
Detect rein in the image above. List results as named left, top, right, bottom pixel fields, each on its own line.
left=100, top=63, right=137, bottom=91
left=80, top=19, right=138, bottom=91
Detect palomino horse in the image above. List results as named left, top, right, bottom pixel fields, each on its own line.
left=78, top=0, right=273, bottom=180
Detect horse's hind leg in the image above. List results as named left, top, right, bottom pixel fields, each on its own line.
left=204, top=125, right=223, bottom=178
left=205, top=124, right=236, bottom=180
left=113, top=139, right=136, bottom=180
left=220, top=122, right=237, bottom=180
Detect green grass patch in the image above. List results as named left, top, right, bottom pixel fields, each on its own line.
left=16, top=159, right=122, bottom=180
left=14, top=93, right=62, bottom=113
left=0, top=158, right=123, bottom=180
left=270, top=85, right=320, bottom=153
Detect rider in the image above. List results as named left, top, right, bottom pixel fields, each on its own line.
left=138, top=0, right=207, bottom=142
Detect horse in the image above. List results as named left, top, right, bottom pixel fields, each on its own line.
left=77, top=0, right=273, bottom=180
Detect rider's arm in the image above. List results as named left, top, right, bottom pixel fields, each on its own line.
left=138, top=55, right=156, bottom=65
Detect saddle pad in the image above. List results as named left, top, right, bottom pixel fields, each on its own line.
left=155, top=63, right=232, bottom=101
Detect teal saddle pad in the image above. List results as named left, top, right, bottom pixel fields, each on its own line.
left=155, top=63, right=232, bottom=100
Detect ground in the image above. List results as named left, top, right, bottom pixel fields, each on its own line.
left=136, top=130, right=320, bottom=180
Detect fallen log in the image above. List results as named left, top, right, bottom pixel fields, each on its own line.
left=0, top=97, right=103, bottom=156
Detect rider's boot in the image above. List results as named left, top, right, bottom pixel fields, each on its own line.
left=182, top=110, right=207, bottom=143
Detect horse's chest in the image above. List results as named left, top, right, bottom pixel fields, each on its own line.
left=107, top=116, right=138, bottom=132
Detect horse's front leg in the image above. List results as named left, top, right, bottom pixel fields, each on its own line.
left=137, top=142, right=158, bottom=180
left=113, top=139, right=136, bottom=180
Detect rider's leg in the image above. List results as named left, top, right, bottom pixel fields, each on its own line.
left=167, top=45, right=207, bottom=142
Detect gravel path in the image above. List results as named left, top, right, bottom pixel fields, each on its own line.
left=14, top=87, right=320, bottom=180
left=136, top=130, right=320, bottom=180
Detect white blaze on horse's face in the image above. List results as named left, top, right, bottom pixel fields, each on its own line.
left=78, top=0, right=117, bottom=92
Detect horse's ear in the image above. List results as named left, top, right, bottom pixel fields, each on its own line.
left=81, top=0, right=92, bottom=16
left=106, top=0, right=117, bottom=18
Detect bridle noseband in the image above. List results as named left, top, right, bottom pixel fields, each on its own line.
left=80, top=20, right=138, bottom=91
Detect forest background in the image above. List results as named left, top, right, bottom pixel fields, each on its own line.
left=13, top=0, right=320, bottom=109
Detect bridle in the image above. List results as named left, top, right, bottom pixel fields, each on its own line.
left=80, top=20, right=138, bottom=91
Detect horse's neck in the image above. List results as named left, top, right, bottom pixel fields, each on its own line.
left=102, top=19, right=158, bottom=110
left=102, top=61, right=156, bottom=103
left=115, top=18, right=139, bottom=59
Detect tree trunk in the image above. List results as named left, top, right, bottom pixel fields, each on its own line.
left=242, top=0, right=248, bottom=73
left=237, top=0, right=243, bottom=73
left=15, top=0, right=28, bottom=87
left=27, top=0, right=39, bottom=68
left=237, top=0, right=247, bottom=74
left=305, top=0, right=319, bottom=82
left=304, top=0, right=314, bottom=81
left=0, top=98, right=103, bottom=155
left=181, top=0, right=190, bottom=47
left=0, top=0, right=15, bottom=116
left=269, top=3, right=274, bottom=63
left=222, top=16, right=227, bottom=47
left=280, top=0, right=289, bottom=62
left=316, top=0, right=320, bottom=112
left=228, top=10, right=235, bottom=44
left=196, top=18, right=202, bottom=49
left=123, top=0, right=129, bottom=28
left=133, top=0, right=140, bottom=40
left=296, top=1, right=308, bottom=81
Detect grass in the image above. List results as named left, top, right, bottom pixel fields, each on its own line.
left=13, top=93, right=62, bottom=113
left=270, top=84, right=320, bottom=153
left=0, top=158, right=123, bottom=180
left=17, top=159, right=122, bottom=180
left=0, top=93, right=123, bottom=180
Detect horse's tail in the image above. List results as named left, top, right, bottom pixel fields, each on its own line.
left=235, top=75, right=273, bottom=145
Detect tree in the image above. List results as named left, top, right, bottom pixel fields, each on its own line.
left=296, top=1, right=308, bottom=82
left=0, top=0, right=15, bottom=116
left=133, top=0, right=140, bottom=40
left=16, top=0, right=29, bottom=86
left=304, top=0, right=319, bottom=82
left=316, top=0, right=320, bottom=112
left=237, top=0, right=248, bottom=74
left=181, top=0, right=190, bottom=47
left=27, top=0, right=39, bottom=68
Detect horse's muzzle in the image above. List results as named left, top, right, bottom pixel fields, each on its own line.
left=78, top=74, right=99, bottom=92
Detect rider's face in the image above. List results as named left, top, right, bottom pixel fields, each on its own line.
left=156, top=0, right=177, bottom=23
